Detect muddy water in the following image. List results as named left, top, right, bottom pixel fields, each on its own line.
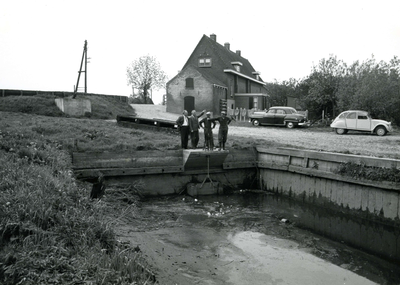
left=223, top=231, right=374, bottom=285
left=120, top=192, right=400, bottom=284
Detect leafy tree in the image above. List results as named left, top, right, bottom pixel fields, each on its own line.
left=126, top=55, right=167, bottom=104
left=336, top=56, right=400, bottom=123
left=268, top=55, right=400, bottom=125
left=265, top=78, right=298, bottom=107
left=305, top=55, right=346, bottom=118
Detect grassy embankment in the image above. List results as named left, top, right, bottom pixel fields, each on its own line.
left=0, top=94, right=167, bottom=284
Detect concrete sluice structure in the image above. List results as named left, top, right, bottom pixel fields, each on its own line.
left=72, top=147, right=400, bottom=262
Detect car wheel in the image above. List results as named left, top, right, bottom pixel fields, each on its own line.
left=335, top=128, right=347, bottom=135
left=252, top=119, right=260, bottom=126
left=375, top=126, right=387, bottom=136
left=286, top=122, right=295, bottom=129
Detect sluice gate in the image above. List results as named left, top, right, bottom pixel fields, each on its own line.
left=72, top=147, right=400, bottom=262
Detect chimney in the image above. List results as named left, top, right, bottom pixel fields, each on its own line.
left=210, top=34, right=216, bottom=41
left=224, top=42, right=230, bottom=50
left=236, top=50, right=241, bottom=57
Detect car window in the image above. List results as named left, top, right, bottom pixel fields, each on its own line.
left=276, top=110, right=285, bottom=114
left=347, top=112, right=356, bottom=119
left=358, top=115, right=368, bottom=120
left=338, top=113, right=347, bottom=119
left=267, top=109, right=276, bottom=114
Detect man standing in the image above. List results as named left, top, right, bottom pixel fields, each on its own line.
left=213, top=111, right=232, bottom=150
left=199, top=112, right=216, bottom=150
left=189, top=109, right=205, bottom=148
left=176, top=110, right=190, bottom=149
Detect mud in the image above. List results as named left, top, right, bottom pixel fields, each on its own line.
left=114, top=192, right=400, bottom=285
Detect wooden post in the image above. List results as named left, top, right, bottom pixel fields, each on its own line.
left=73, top=40, right=87, bottom=98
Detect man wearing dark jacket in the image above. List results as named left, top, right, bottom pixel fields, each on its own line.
left=189, top=109, right=205, bottom=148
left=213, top=111, right=232, bottom=150
left=176, top=110, right=190, bottom=149
left=199, top=112, right=216, bottom=150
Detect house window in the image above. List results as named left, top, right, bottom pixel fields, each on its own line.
left=234, top=65, right=240, bottom=72
left=186, top=78, right=194, bottom=89
left=199, top=58, right=212, bottom=67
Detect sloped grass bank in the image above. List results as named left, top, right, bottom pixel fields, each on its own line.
left=0, top=115, right=156, bottom=283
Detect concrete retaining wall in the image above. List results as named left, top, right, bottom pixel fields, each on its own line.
left=257, top=146, right=400, bottom=222
left=72, top=149, right=257, bottom=195
left=257, top=146, right=400, bottom=261
left=106, top=168, right=256, bottom=196
left=72, top=147, right=400, bottom=260
left=55, top=98, right=91, bottom=116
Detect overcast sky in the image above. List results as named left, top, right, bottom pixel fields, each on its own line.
left=1, top=0, right=399, bottom=104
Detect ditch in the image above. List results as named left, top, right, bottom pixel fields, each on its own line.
left=113, top=191, right=400, bottom=285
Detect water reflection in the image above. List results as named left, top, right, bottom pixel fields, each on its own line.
left=197, top=191, right=400, bottom=283
left=221, top=231, right=377, bottom=285
left=236, top=192, right=400, bottom=263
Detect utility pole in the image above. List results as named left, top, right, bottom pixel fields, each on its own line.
left=73, top=40, right=88, bottom=98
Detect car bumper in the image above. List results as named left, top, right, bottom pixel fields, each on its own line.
left=298, top=121, right=310, bottom=127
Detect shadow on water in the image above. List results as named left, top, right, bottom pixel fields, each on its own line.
left=194, top=191, right=400, bottom=284
left=237, top=191, right=400, bottom=262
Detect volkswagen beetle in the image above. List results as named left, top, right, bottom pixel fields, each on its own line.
left=330, top=110, right=392, bottom=136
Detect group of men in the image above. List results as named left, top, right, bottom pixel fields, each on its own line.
left=176, top=110, right=232, bottom=151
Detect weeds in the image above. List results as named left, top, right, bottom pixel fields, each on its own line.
left=334, top=161, right=400, bottom=183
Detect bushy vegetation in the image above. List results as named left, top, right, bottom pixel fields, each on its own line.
left=266, top=55, right=400, bottom=124
left=334, top=161, right=400, bottom=183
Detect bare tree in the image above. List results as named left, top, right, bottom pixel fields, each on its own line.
left=126, top=55, right=167, bottom=104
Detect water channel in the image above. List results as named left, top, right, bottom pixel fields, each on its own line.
left=117, top=191, right=400, bottom=284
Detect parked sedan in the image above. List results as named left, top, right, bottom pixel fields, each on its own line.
left=249, top=106, right=308, bottom=128
left=330, top=110, right=392, bottom=136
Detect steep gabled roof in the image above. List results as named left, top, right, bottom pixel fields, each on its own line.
left=181, top=34, right=264, bottom=87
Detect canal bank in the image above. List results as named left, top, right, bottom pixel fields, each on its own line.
left=73, top=146, right=400, bottom=265
left=111, top=193, right=400, bottom=284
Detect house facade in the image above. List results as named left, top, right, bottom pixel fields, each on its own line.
left=166, top=34, right=269, bottom=116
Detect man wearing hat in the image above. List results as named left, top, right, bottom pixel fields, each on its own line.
left=199, top=112, right=216, bottom=150
left=213, top=110, right=232, bottom=150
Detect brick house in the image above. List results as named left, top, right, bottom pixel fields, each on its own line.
left=166, top=34, right=269, bottom=116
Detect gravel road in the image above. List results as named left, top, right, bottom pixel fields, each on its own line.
left=130, top=104, right=400, bottom=158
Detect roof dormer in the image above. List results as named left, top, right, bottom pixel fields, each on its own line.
left=231, top=61, right=243, bottom=72
left=252, top=71, right=261, bottom=80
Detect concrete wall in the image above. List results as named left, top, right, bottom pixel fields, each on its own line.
left=257, top=146, right=400, bottom=222
left=260, top=168, right=400, bottom=221
left=72, top=149, right=257, bottom=196
left=55, top=98, right=91, bottom=117
left=72, top=146, right=400, bottom=260
left=106, top=169, right=256, bottom=196
left=257, top=146, right=400, bottom=261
